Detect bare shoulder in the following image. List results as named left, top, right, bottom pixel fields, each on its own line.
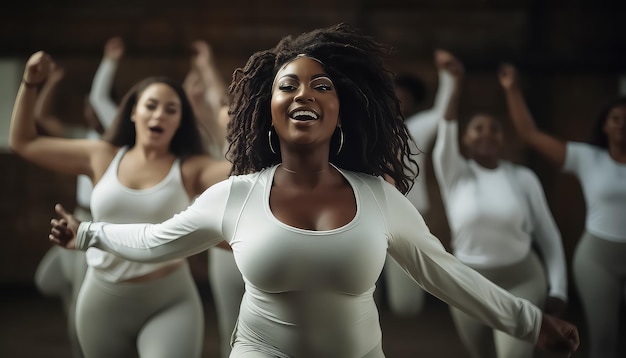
left=181, top=154, right=233, bottom=194
left=180, top=153, right=216, bottom=174
left=89, top=141, right=121, bottom=179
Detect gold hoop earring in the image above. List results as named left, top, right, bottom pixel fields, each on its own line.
left=336, top=126, right=344, bottom=155
left=268, top=128, right=277, bottom=154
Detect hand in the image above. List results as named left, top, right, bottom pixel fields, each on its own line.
left=498, top=63, right=519, bottom=90
left=24, top=51, right=53, bottom=85
left=104, top=36, right=125, bottom=61
left=434, top=49, right=464, bottom=81
left=544, top=296, right=567, bottom=317
left=49, top=204, right=81, bottom=249
left=184, top=70, right=206, bottom=102
left=47, top=62, right=65, bottom=83
left=191, top=40, right=213, bottom=68
left=536, top=314, right=580, bottom=357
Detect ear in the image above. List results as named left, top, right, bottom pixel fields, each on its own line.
left=131, top=105, right=137, bottom=122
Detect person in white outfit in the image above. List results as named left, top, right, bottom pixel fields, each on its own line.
left=32, top=41, right=120, bottom=357
left=48, top=23, right=579, bottom=358
left=382, top=49, right=455, bottom=316
left=498, top=63, right=626, bottom=358
left=432, top=56, right=569, bottom=358
left=10, top=50, right=232, bottom=357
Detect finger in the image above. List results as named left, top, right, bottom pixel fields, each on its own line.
left=50, top=227, right=66, bottom=237
left=54, top=203, right=70, bottom=218
left=50, top=218, right=67, bottom=228
left=49, top=234, right=61, bottom=245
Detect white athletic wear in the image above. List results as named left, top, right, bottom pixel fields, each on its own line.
left=433, top=119, right=568, bottom=301
left=87, top=146, right=187, bottom=282
left=76, top=164, right=542, bottom=357
left=88, top=57, right=118, bottom=125
left=404, top=70, right=454, bottom=212
left=564, top=142, right=626, bottom=242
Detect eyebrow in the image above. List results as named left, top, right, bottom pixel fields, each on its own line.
left=145, top=98, right=181, bottom=106
left=278, top=73, right=332, bottom=81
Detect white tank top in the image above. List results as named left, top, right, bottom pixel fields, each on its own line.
left=87, top=146, right=190, bottom=282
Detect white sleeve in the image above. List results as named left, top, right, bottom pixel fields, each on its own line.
left=88, top=58, right=119, bottom=129
left=432, top=119, right=468, bottom=199
left=405, top=70, right=454, bottom=150
left=563, top=141, right=590, bottom=176
left=520, top=169, right=568, bottom=301
left=381, top=183, right=542, bottom=343
left=76, top=179, right=232, bottom=262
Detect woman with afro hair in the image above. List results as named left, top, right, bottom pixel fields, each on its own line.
left=49, top=23, right=579, bottom=357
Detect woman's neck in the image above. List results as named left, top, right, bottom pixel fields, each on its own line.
left=608, top=142, right=626, bottom=164
left=471, top=155, right=499, bottom=169
left=129, top=144, right=173, bottom=161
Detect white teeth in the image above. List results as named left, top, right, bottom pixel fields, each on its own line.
left=291, top=110, right=318, bottom=120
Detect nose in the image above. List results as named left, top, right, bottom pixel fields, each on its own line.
left=294, top=86, right=315, bottom=102
left=153, top=106, right=167, bottom=119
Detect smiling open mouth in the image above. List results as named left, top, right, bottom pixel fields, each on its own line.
left=290, top=110, right=319, bottom=121
left=149, top=126, right=164, bottom=133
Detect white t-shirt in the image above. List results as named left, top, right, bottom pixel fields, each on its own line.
left=77, top=164, right=542, bottom=357
left=564, top=142, right=626, bottom=242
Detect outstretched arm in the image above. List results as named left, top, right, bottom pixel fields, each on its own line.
left=521, top=168, right=569, bottom=316
left=381, top=183, right=579, bottom=356
left=50, top=178, right=232, bottom=262
left=499, top=64, right=567, bottom=167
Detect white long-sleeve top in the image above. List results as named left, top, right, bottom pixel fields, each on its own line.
left=564, top=142, right=626, bottom=242
left=76, top=164, right=542, bottom=357
left=88, top=58, right=118, bottom=128
left=404, top=70, right=454, bottom=212
left=433, top=120, right=568, bottom=301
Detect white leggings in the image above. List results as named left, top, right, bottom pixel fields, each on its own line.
left=34, top=206, right=91, bottom=358
left=449, top=251, right=547, bottom=358
left=75, top=264, right=204, bottom=358
left=209, top=248, right=245, bottom=358
left=573, top=231, right=626, bottom=358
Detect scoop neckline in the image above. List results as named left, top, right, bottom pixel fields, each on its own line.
left=262, top=163, right=361, bottom=235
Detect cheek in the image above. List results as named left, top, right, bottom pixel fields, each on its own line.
left=270, top=94, right=289, bottom=120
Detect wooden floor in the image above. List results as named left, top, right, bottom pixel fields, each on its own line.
left=0, top=282, right=616, bottom=357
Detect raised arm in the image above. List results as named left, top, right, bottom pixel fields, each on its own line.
left=499, top=64, right=567, bottom=167
left=10, top=51, right=105, bottom=176
left=34, top=62, right=66, bottom=137
left=9, top=51, right=115, bottom=179
left=192, top=40, right=226, bottom=117
left=89, top=36, right=124, bottom=130
left=404, top=49, right=456, bottom=148
left=431, top=55, right=467, bottom=193
left=186, top=40, right=228, bottom=153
